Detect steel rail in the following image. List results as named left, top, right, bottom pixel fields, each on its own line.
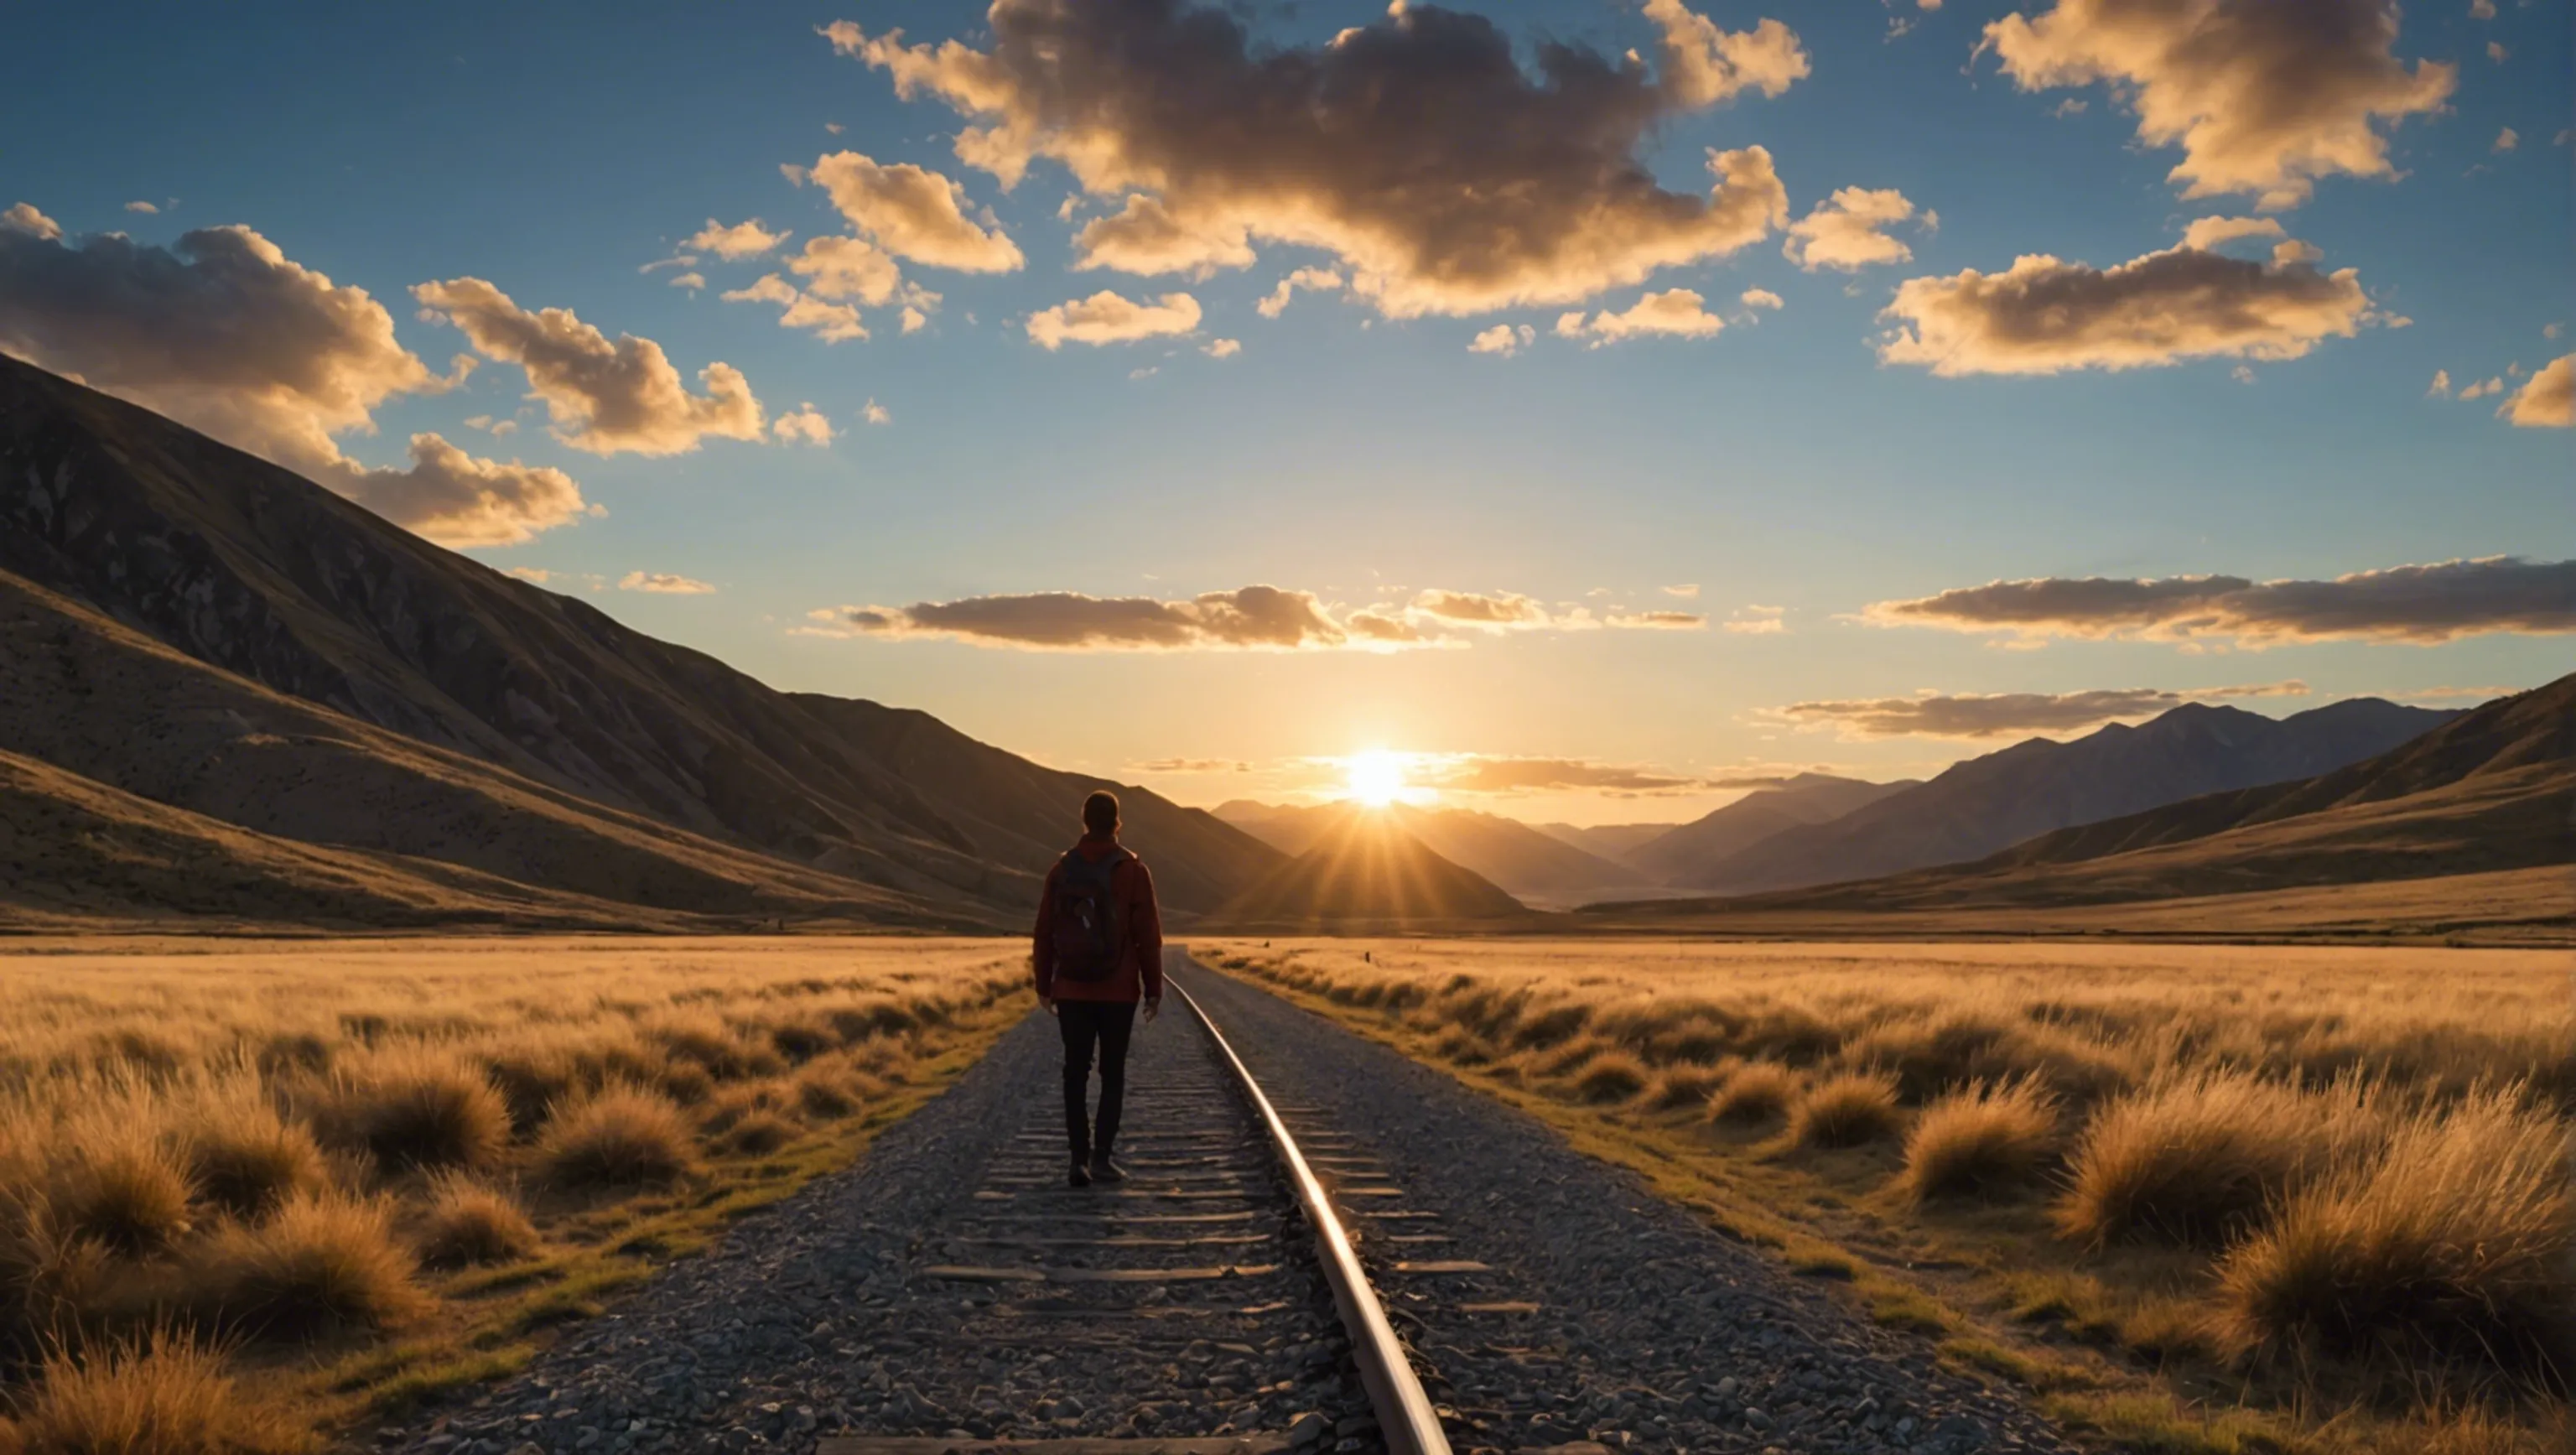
left=1167, top=959, right=1453, bottom=1455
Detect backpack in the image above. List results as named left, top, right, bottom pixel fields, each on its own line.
left=1048, top=847, right=1132, bottom=983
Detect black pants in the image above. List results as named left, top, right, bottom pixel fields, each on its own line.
left=1057, top=999, right=1136, bottom=1164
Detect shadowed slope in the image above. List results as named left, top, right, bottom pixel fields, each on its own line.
left=1626, top=774, right=1915, bottom=886
left=0, top=354, right=1275, bottom=919
left=1210, top=812, right=1532, bottom=930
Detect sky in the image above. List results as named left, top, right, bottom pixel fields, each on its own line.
left=3, top=0, right=2569, bottom=825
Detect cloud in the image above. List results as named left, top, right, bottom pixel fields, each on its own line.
left=805, top=585, right=1352, bottom=651
left=2492, top=127, right=2519, bottom=154
left=1258, top=268, right=1346, bottom=320
left=1026, top=290, right=1201, bottom=349
left=1134, top=757, right=1253, bottom=774
left=1429, top=756, right=1713, bottom=794
left=1468, top=323, right=1535, bottom=356
left=1345, top=608, right=1431, bottom=644
left=507, top=567, right=553, bottom=585
left=413, top=278, right=763, bottom=453
left=2500, top=356, right=2573, bottom=428
left=1879, top=233, right=2371, bottom=375
left=862, top=398, right=891, bottom=425
left=1724, top=603, right=1788, bottom=634
left=1410, top=590, right=1555, bottom=630
left=332, top=434, right=595, bottom=548
left=2426, top=368, right=2450, bottom=397
left=685, top=217, right=787, bottom=258
left=1865, top=556, right=2576, bottom=645
left=1606, top=609, right=1706, bottom=629
left=1783, top=186, right=1920, bottom=271
left=1555, top=288, right=1725, bottom=344
left=787, top=236, right=903, bottom=304
left=667, top=271, right=707, bottom=291
left=1072, top=195, right=1256, bottom=277
left=123, top=200, right=158, bottom=216
left=1202, top=337, right=1241, bottom=359
left=771, top=403, right=834, bottom=445
left=1982, top=0, right=2454, bottom=209
left=2486, top=41, right=2506, bottom=63
left=802, top=152, right=1024, bottom=272
left=826, top=1, right=1799, bottom=316
left=1663, top=583, right=1702, bottom=598
left=2470, top=0, right=2495, bottom=15
left=3, top=203, right=60, bottom=240
left=2459, top=375, right=2503, bottom=400
left=1779, top=682, right=2309, bottom=739
left=0, top=212, right=597, bottom=548
left=1740, top=288, right=1784, bottom=310
left=620, top=571, right=718, bottom=595
left=721, top=273, right=869, bottom=342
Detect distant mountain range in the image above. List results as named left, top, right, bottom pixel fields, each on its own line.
left=1597, top=673, right=2570, bottom=920
left=1622, top=774, right=1916, bottom=887
left=1208, top=811, right=1530, bottom=931
left=1657, top=699, right=2456, bottom=896
left=1218, top=800, right=1644, bottom=906
left=0, top=355, right=1280, bottom=930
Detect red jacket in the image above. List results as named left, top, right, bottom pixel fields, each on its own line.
left=1031, top=836, right=1164, bottom=1003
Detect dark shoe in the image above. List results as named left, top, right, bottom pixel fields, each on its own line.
left=1067, top=1161, right=1091, bottom=1188
left=1087, top=1155, right=1126, bottom=1184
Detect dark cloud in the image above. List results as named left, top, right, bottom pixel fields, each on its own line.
left=1867, top=557, right=2576, bottom=645
left=0, top=211, right=595, bottom=548
left=826, top=0, right=1800, bottom=315
left=1880, top=234, right=2372, bottom=375
left=1779, top=683, right=2309, bottom=740
left=1983, top=0, right=2454, bottom=209
left=802, top=586, right=1350, bottom=651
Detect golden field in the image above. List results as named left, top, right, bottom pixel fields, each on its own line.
left=0, top=937, right=1026, bottom=1452
left=1194, top=938, right=2574, bottom=1455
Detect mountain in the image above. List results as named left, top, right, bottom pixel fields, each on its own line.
left=1209, top=812, right=1531, bottom=929
left=1214, top=799, right=1644, bottom=905
left=1625, top=774, right=1916, bottom=886
left=1531, top=821, right=1679, bottom=861
left=1680, top=699, right=2459, bottom=896
left=0, top=354, right=1281, bottom=927
left=1592, top=677, right=2570, bottom=920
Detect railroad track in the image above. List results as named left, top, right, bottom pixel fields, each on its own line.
left=818, top=954, right=1454, bottom=1455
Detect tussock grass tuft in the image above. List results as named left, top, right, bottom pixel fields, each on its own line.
left=2055, top=1070, right=2375, bottom=1248
left=2216, top=1089, right=2573, bottom=1379
left=48, top=1131, right=194, bottom=1257
left=792, top=1072, right=858, bottom=1121
left=0, top=1329, right=309, bottom=1455
left=174, top=1100, right=325, bottom=1220
left=192, top=1191, right=428, bottom=1339
left=322, top=1054, right=511, bottom=1174
left=1791, top=1072, right=1903, bottom=1149
left=535, top=1086, right=695, bottom=1191
left=1900, top=1078, right=2060, bottom=1203
left=1707, top=1061, right=1801, bottom=1126
left=414, top=1175, right=538, bottom=1270
left=1640, top=1064, right=1727, bottom=1112
left=1571, top=1051, right=1652, bottom=1104
left=720, top=1114, right=801, bottom=1156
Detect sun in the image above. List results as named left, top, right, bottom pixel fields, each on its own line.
left=1345, top=750, right=1406, bottom=808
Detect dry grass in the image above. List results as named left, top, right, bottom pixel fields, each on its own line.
left=413, top=1176, right=537, bottom=1271
left=1792, top=1072, right=1903, bottom=1148
left=533, top=1086, right=694, bottom=1191
left=0, top=936, right=1026, bottom=1446
left=1202, top=935, right=2573, bottom=1449
left=0, top=1330, right=309, bottom=1455
left=1900, top=1078, right=2059, bottom=1203
left=1707, top=1060, right=1802, bottom=1126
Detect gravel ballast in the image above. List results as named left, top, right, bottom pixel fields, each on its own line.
left=384, top=962, right=2079, bottom=1455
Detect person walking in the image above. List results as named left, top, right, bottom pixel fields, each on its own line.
left=1031, top=790, right=1163, bottom=1187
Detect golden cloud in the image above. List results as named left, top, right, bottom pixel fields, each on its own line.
left=1026, top=290, right=1202, bottom=350
left=1778, top=682, right=2309, bottom=739
left=825, top=1, right=1800, bottom=316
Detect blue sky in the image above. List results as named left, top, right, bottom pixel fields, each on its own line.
left=4, top=0, right=2568, bottom=823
